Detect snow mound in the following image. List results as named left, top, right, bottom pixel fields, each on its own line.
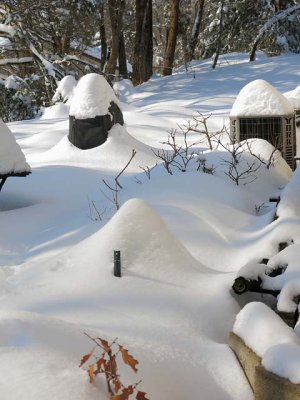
left=262, top=343, right=300, bottom=384
left=97, top=198, right=205, bottom=282
left=52, top=75, right=77, bottom=105
left=242, top=138, right=292, bottom=179
left=114, top=79, right=135, bottom=101
left=277, top=280, right=300, bottom=312
left=233, top=302, right=300, bottom=357
left=30, top=124, right=156, bottom=171
left=50, top=198, right=206, bottom=289
left=40, top=103, right=70, bottom=120
left=21, top=199, right=206, bottom=296
left=0, top=310, right=101, bottom=400
left=284, top=85, right=300, bottom=109
left=70, top=73, right=120, bottom=119
left=230, top=79, right=294, bottom=117
left=0, top=119, right=31, bottom=175
left=277, top=166, right=300, bottom=217
left=264, top=244, right=300, bottom=292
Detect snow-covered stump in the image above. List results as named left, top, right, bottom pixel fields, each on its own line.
left=0, top=119, right=31, bottom=193
left=229, top=302, right=300, bottom=399
left=68, top=73, right=124, bottom=150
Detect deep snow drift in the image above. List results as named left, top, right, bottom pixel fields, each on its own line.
left=2, top=53, right=300, bottom=399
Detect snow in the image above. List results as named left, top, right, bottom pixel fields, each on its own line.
left=4, top=75, right=18, bottom=90
left=0, top=23, right=16, bottom=37
left=236, top=262, right=266, bottom=281
left=230, top=79, right=294, bottom=117
left=52, top=75, right=77, bottom=105
left=0, top=37, right=11, bottom=48
left=262, top=343, right=300, bottom=384
left=284, top=85, right=300, bottom=109
left=69, top=73, right=120, bottom=119
left=0, top=119, right=31, bottom=175
left=4, top=52, right=300, bottom=399
left=277, top=281, right=300, bottom=312
left=233, top=302, right=300, bottom=357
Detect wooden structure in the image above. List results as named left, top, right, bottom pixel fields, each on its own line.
left=230, top=80, right=297, bottom=170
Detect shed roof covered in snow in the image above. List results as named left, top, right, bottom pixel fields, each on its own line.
left=230, top=79, right=294, bottom=117
left=0, top=119, right=31, bottom=176
left=69, top=73, right=120, bottom=119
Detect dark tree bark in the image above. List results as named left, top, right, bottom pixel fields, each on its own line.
left=106, top=0, right=125, bottom=75
left=99, top=1, right=108, bottom=71
left=132, top=0, right=153, bottom=86
left=212, top=0, right=224, bottom=69
left=189, top=0, right=205, bottom=61
left=162, top=0, right=180, bottom=76
left=118, top=31, right=128, bottom=78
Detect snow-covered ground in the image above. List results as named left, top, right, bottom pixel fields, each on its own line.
left=2, top=52, right=300, bottom=399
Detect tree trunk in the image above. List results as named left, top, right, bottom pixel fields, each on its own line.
left=189, top=0, right=205, bottom=61
left=132, top=0, right=153, bottom=86
left=99, top=1, right=108, bottom=71
left=212, top=0, right=224, bottom=69
left=162, top=0, right=180, bottom=76
left=118, top=31, right=128, bottom=78
left=106, top=0, right=125, bottom=76
left=249, top=38, right=260, bottom=61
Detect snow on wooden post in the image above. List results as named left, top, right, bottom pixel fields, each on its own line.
left=0, top=119, right=31, bottom=193
left=114, top=250, right=121, bottom=278
left=68, top=73, right=124, bottom=150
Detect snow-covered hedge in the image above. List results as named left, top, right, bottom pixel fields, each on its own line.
left=0, top=83, right=35, bottom=123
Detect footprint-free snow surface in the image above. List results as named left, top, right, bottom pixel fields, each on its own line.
left=1, top=53, right=300, bottom=399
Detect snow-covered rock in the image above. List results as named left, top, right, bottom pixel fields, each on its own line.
left=230, top=79, right=294, bottom=117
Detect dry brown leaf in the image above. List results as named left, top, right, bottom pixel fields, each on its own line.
left=136, top=391, right=149, bottom=400
left=113, top=378, right=122, bottom=394
left=99, top=338, right=110, bottom=353
left=111, top=393, right=129, bottom=400
left=88, top=364, right=94, bottom=383
left=79, top=349, right=94, bottom=367
left=119, top=347, right=139, bottom=372
left=94, top=357, right=105, bottom=375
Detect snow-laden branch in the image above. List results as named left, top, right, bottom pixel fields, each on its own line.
left=250, top=4, right=300, bottom=61
left=0, top=23, right=16, bottom=37
left=28, top=42, right=56, bottom=77
left=0, top=56, right=33, bottom=65
left=257, top=4, right=300, bottom=41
